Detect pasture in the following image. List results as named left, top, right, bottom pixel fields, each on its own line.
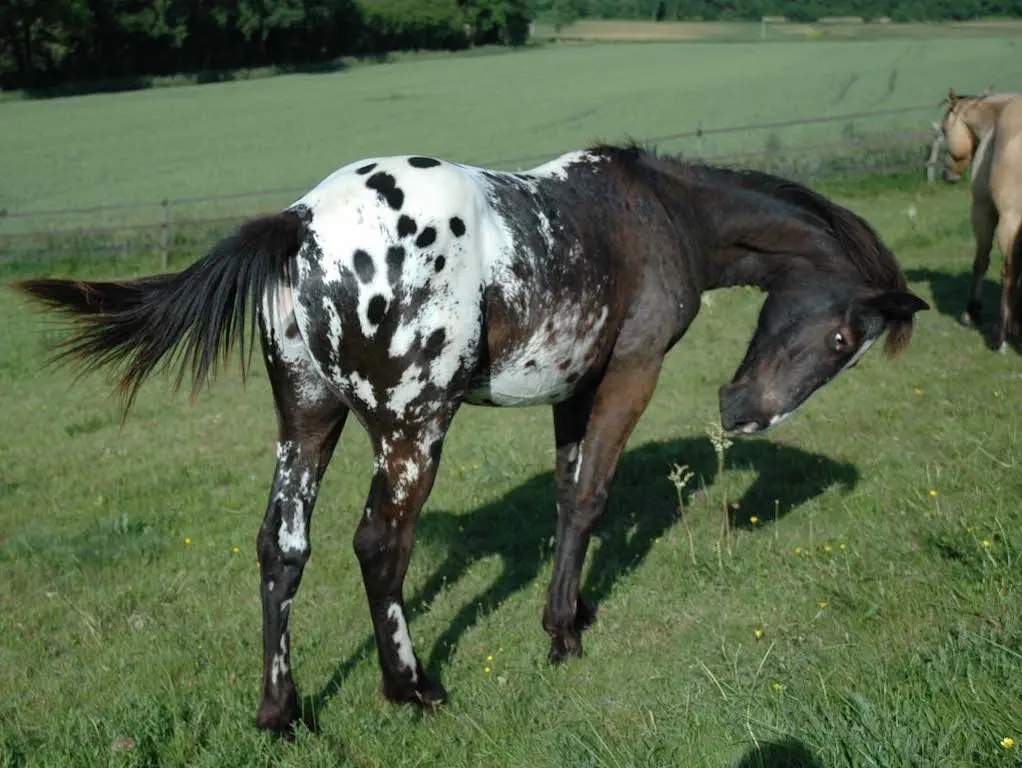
left=2, top=35, right=1022, bottom=768
left=2, top=31, right=1021, bottom=235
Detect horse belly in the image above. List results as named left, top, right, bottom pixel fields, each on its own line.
left=466, top=305, right=610, bottom=406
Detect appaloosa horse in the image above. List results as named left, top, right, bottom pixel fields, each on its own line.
left=14, top=143, right=929, bottom=734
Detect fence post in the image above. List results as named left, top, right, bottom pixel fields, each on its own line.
left=161, top=198, right=170, bottom=270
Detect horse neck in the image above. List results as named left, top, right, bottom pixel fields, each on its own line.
left=678, top=171, right=860, bottom=292
left=959, top=96, right=1014, bottom=138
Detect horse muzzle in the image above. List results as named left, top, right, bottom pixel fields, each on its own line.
left=718, top=384, right=772, bottom=436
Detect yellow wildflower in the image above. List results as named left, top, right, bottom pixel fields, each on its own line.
left=1001, top=737, right=1015, bottom=749
left=794, top=546, right=802, bottom=555
left=818, top=601, right=829, bottom=608
left=983, top=540, right=992, bottom=548
left=750, top=516, right=759, bottom=525
left=771, top=682, right=783, bottom=693
left=487, top=655, right=493, bottom=662
left=484, top=666, right=491, bottom=674
left=184, top=537, right=192, bottom=545
left=232, top=546, right=240, bottom=554
left=824, top=545, right=832, bottom=553
left=754, top=629, right=764, bottom=639
left=839, top=543, right=847, bottom=551
left=914, top=387, right=923, bottom=395
left=928, top=489, right=937, bottom=498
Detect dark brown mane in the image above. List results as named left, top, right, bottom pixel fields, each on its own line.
left=589, top=140, right=914, bottom=355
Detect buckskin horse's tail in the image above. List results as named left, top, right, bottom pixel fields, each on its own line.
left=13, top=210, right=304, bottom=418
left=1012, top=222, right=1022, bottom=338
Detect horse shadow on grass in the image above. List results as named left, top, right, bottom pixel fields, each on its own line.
left=905, top=266, right=1022, bottom=353
left=734, top=738, right=824, bottom=768
left=302, top=435, right=859, bottom=728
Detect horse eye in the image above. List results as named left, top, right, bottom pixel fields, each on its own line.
left=831, top=331, right=848, bottom=352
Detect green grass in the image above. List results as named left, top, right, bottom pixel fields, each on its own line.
left=2, top=33, right=1021, bottom=236
left=2, top=171, right=1022, bottom=766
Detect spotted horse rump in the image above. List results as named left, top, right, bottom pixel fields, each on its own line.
left=13, top=142, right=929, bottom=736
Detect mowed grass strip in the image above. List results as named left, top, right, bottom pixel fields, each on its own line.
left=2, top=33, right=1021, bottom=233
left=1, top=173, right=1020, bottom=766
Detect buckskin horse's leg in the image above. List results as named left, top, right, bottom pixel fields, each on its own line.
left=353, top=413, right=455, bottom=707
left=994, top=212, right=1022, bottom=351
left=964, top=197, right=997, bottom=328
left=543, top=359, right=663, bottom=663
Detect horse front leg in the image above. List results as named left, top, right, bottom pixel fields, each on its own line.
left=255, top=406, right=348, bottom=734
left=964, top=198, right=996, bottom=328
left=543, top=360, right=662, bottom=663
left=353, top=418, right=453, bottom=707
left=543, top=388, right=598, bottom=661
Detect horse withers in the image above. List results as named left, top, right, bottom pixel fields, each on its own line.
left=13, top=143, right=928, bottom=734
left=938, top=87, right=1022, bottom=350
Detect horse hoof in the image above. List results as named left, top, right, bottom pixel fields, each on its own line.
left=414, top=679, right=449, bottom=711
left=575, top=598, right=597, bottom=631
left=255, top=699, right=301, bottom=737
left=998, top=341, right=1007, bottom=354
left=382, top=676, right=448, bottom=709
left=548, top=634, right=583, bottom=665
left=962, top=302, right=983, bottom=328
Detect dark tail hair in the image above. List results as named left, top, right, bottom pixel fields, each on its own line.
left=1012, top=225, right=1022, bottom=338
left=12, top=210, right=304, bottom=418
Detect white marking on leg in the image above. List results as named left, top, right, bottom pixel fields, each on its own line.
left=392, top=458, right=421, bottom=504
left=386, top=603, right=418, bottom=682
left=270, top=633, right=290, bottom=686
left=573, top=444, right=584, bottom=484
left=278, top=500, right=307, bottom=553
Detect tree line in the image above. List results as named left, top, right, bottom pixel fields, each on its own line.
left=3, top=0, right=1020, bottom=91
left=540, top=0, right=1022, bottom=24
left=0, top=0, right=532, bottom=90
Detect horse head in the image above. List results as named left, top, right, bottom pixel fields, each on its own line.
left=718, top=281, right=928, bottom=435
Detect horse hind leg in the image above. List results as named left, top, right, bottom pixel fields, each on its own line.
left=994, top=212, right=1022, bottom=352
left=254, top=293, right=349, bottom=734
left=353, top=414, right=456, bottom=707
left=963, top=198, right=997, bottom=328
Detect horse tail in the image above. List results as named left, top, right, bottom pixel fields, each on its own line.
left=1012, top=222, right=1022, bottom=337
left=13, top=210, right=304, bottom=418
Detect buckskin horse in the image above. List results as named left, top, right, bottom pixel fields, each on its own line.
left=13, top=143, right=929, bottom=734
left=938, top=87, right=1022, bottom=350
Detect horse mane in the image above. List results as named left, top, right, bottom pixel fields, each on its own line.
left=589, top=140, right=913, bottom=355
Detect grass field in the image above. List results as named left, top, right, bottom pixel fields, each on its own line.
left=2, top=31, right=1021, bottom=238
left=3, top=169, right=1022, bottom=766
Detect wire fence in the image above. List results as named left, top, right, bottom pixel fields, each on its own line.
left=0, top=101, right=942, bottom=269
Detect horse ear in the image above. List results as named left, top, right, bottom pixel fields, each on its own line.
left=947, top=87, right=958, bottom=101
left=863, top=290, right=930, bottom=319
